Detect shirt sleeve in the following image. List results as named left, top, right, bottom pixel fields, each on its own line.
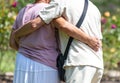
left=12, top=19, right=17, bottom=30
left=38, top=0, right=65, bottom=24
left=12, top=8, right=25, bottom=30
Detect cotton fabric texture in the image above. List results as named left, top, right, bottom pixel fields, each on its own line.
left=65, top=66, right=103, bottom=83
left=12, top=3, right=58, bottom=69
left=38, top=0, right=104, bottom=82
left=12, top=3, right=60, bottom=83
left=39, top=0, right=104, bottom=69
left=13, top=53, right=60, bottom=83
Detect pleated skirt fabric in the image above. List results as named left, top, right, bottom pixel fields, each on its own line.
left=13, top=53, right=60, bottom=83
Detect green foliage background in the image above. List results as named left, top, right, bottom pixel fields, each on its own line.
left=0, top=0, right=120, bottom=73
left=91, top=0, right=120, bottom=70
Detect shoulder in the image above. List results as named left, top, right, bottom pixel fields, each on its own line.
left=30, top=3, right=50, bottom=18
left=17, top=6, right=26, bottom=16
left=15, top=7, right=25, bottom=21
left=33, top=3, right=49, bottom=9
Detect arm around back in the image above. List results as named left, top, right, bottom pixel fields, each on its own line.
left=14, top=17, right=45, bottom=38
left=53, top=17, right=100, bottom=51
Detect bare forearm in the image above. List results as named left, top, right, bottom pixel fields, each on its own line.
left=53, top=17, right=100, bottom=51
left=53, top=17, right=90, bottom=44
left=15, top=17, right=45, bottom=38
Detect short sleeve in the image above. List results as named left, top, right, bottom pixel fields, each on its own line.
left=12, top=8, right=25, bottom=30
left=12, top=20, right=17, bottom=30
left=38, top=0, right=65, bottom=24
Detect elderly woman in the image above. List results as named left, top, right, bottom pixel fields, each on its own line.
left=10, top=0, right=60, bottom=83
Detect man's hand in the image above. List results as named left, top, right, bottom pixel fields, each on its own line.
left=53, top=17, right=102, bottom=52
left=14, top=17, right=45, bottom=38
left=86, top=37, right=102, bottom=51
left=31, top=16, right=45, bottom=29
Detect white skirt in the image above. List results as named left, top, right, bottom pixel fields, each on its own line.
left=13, top=53, right=60, bottom=83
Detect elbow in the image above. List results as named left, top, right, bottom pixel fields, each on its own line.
left=57, top=21, right=68, bottom=30
left=9, top=41, right=18, bottom=51
left=9, top=41, right=15, bottom=50
left=59, top=22, right=70, bottom=32
left=9, top=42, right=12, bottom=49
left=53, top=17, right=68, bottom=29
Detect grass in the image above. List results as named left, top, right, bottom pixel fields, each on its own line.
left=0, top=50, right=16, bottom=74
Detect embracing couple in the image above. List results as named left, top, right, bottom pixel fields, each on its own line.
left=9, top=0, right=103, bottom=83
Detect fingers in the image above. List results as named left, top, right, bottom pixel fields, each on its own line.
left=88, top=37, right=100, bottom=51
left=31, top=18, right=39, bottom=28
left=93, top=39, right=100, bottom=51
left=93, top=44, right=99, bottom=51
left=31, top=17, right=45, bottom=29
